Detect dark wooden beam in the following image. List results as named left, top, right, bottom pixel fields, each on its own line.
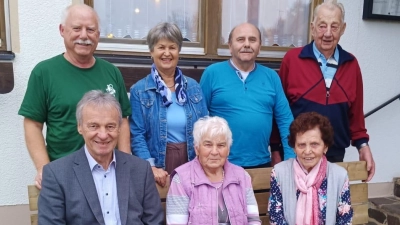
left=0, top=62, right=14, bottom=94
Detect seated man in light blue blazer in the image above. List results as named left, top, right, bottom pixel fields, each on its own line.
left=38, top=90, right=164, bottom=225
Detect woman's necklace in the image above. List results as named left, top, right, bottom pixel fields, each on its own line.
left=216, top=170, right=225, bottom=189
left=167, top=83, right=175, bottom=88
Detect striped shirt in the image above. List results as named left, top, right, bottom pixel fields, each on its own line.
left=313, top=42, right=339, bottom=88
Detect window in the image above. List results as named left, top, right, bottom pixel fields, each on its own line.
left=0, top=0, right=9, bottom=51
left=86, top=0, right=322, bottom=60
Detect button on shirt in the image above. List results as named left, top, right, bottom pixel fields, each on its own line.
left=85, top=146, right=121, bottom=225
left=230, top=59, right=255, bottom=81
left=313, top=42, right=339, bottom=88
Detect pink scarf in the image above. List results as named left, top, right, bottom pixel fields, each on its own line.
left=293, top=156, right=327, bottom=225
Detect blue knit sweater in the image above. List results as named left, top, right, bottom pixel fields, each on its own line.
left=200, top=61, right=295, bottom=166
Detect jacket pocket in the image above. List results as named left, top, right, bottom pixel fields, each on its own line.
left=189, top=93, right=202, bottom=104
left=140, top=98, right=154, bottom=108
left=188, top=203, right=211, bottom=224
left=188, top=93, right=204, bottom=118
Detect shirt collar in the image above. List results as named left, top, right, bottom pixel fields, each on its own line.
left=229, top=59, right=256, bottom=73
left=312, top=41, right=339, bottom=62
left=84, top=145, right=116, bottom=171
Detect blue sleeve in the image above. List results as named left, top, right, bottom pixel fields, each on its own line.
left=199, top=85, right=209, bottom=117
left=272, top=72, right=295, bottom=160
left=268, top=169, right=288, bottom=225
left=129, top=85, right=153, bottom=162
left=199, top=67, right=213, bottom=112
left=336, top=176, right=353, bottom=225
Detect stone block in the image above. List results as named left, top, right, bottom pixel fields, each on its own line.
left=370, top=197, right=399, bottom=208
left=382, top=203, right=400, bottom=215
left=394, top=178, right=400, bottom=198
left=387, top=214, right=400, bottom=225
left=369, top=208, right=387, bottom=223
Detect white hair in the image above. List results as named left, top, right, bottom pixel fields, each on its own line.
left=60, top=4, right=100, bottom=26
left=193, top=116, right=233, bottom=148
left=313, top=0, right=345, bottom=23
left=76, top=90, right=122, bottom=125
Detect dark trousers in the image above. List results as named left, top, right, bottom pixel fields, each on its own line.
left=242, top=162, right=271, bottom=169
left=326, top=154, right=345, bottom=163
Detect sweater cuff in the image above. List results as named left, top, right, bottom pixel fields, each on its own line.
left=353, top=138, right=369, bottom=150
left=146, top=158, right=156, bottom=167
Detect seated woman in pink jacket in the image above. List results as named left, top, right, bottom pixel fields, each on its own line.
left=166, top=116, right=261, bottom=225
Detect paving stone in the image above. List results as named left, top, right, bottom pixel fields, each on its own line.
left=394, top=178, right=400, bottom=198
left=369, top=208, right=387, bottom=223
left=387, top=215, right=400, bottom=225
left=370, top=197, right=399, bottom=208
left=382, top=203, right=400, bottom=215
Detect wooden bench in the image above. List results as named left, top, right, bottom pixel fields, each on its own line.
left=28, top=161, right=369, bottom=225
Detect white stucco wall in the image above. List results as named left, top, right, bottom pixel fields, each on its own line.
left=0, top=0, right=399, bottom=207
left=0, top=0, right=72, bottom=206
left=340, top=0, right=400, bottom=183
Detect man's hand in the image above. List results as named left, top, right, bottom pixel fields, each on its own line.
left=359, top=146, right=375, bottom=182
left=271, top=151, right=282, bottom=167
left=35, top=168, right=43, bottom=189
left=151, top=167, right=169, bottom=187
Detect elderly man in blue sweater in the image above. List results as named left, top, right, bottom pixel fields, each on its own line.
left=200, top=23, right=295, bottom=168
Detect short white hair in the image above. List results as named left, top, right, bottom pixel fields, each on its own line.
left=313, top=0, right=345, bottom=23
left=60, top=4, right=100, bottom=26
left=193, top=116, right=233, bottom=148
left=76, top=90, right=122, bottom=125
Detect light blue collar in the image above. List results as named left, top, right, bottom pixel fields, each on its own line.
left=312, top=42, right=339, bottom=62
left=84, top=145, right=116, bottom=170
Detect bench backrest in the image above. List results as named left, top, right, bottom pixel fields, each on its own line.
left=28, top=161, right=369, bottom=225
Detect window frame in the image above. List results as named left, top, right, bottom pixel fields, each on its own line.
left=0, top=0, right=8, bottom=51
left=85, top=0, right=323, bottom=61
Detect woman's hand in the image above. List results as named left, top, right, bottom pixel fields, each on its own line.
left=151, top=167, right=169, bottom=187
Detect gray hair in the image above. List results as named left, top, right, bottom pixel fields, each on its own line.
left=76, top=90, right=122, bottom=125
left=228, top=23, right=262, bottom=44
left=313, top=0, right=345, bottom=23
left=61, top=4, right=100, bottom=26
left=193, top=116, right=233, bottom=148
left=147, top=22, right=183, bottom=52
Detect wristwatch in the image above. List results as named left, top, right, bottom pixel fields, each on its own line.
left=357, top=142, right=369, bottom=151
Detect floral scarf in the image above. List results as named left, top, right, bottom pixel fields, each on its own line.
left=293, top=156, right=327, bottom=225
left=151, top=63, right=187, bottom=107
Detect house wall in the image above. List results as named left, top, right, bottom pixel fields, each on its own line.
left=0, top=1, right=399, bottom=224
left=340, top=0, right=400, bottom=185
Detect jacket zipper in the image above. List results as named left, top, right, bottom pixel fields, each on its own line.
left=221, top=190, right=229, bottom=223
left=216, top=187, right=219, bottom=224
left=326, top=88, right=330, bottom=105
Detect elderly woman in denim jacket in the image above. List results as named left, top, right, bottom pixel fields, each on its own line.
left=166, top=116, right=261, bottom=225
left=268, top=112, right=353, bottom=225
left=129, top=22, right=208, bottom=187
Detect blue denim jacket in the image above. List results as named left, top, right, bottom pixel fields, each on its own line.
left=129, top=73, right=208, bottom=168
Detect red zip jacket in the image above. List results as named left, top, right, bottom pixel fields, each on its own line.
left=273, top=42, right=369, bottom=157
